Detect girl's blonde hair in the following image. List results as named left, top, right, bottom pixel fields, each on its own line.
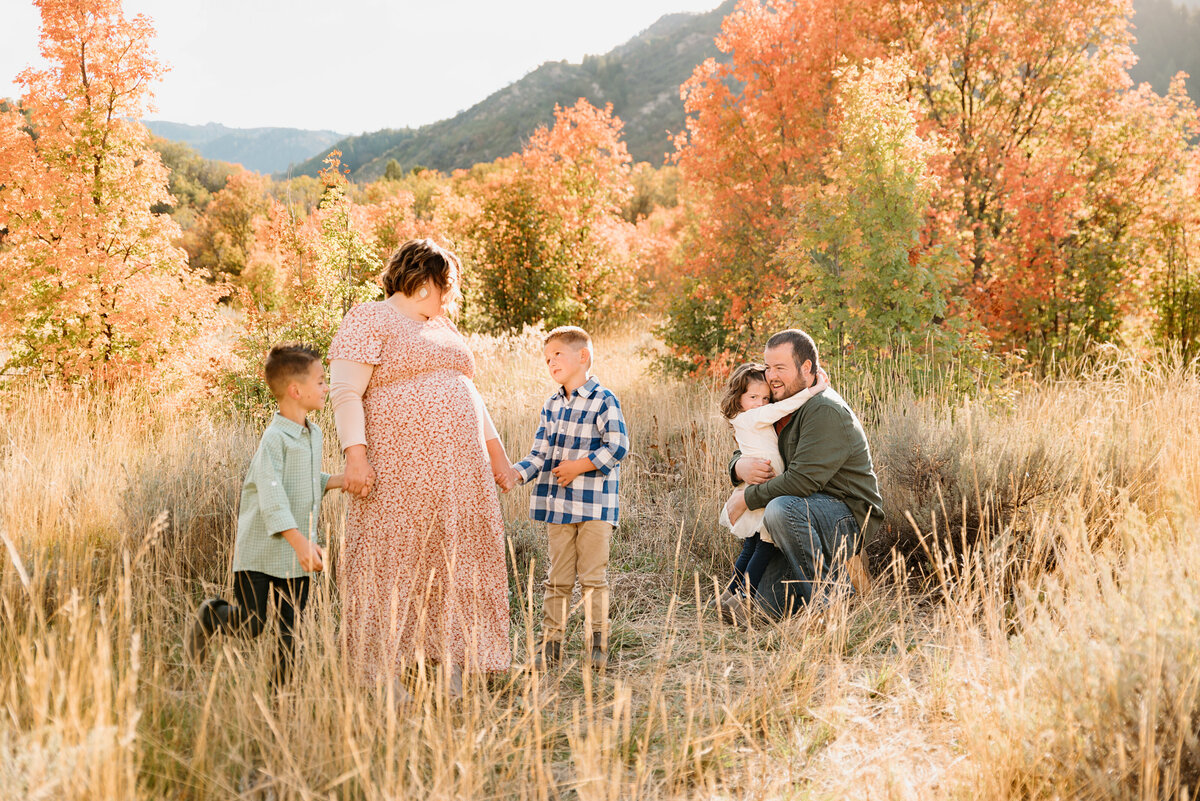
left=720, top=362, right=768, bottom=420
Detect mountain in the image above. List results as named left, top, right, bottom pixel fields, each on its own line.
left=149, top=0, right=1196, bottom=181
left=142, top=121, right=346, bottom=174
left=286, top=0, right=737, bottom=180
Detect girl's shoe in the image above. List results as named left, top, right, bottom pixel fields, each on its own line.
left=704, top=589, right=735, bottom=614
left=719, top=594, right=752, bottom=626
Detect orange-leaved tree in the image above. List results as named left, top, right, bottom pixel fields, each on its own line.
left=662, top=0, right=888, bottom=372
left=0, top=0, right=225, bottom=387
left=224, top=153, right=383, bottom=415
left=889, top=0, right=1166, bottom=351
left=180, top=169, right=271, bottom=287
left=663, top=0, right=1199, bottom=369
left=447, top=99, right=639, bottom=333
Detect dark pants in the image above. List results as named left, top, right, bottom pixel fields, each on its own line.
left=754, top=493, right=862, bottom=618
left=219, top=570, right=310, bottom=684
left=727, top=533, right=778, bottom=597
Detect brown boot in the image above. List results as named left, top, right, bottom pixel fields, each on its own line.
left=847, top=553, right=872, bottom=596
left=531, top=640, right=561, bottom=671
left=719, top=593, right=751, bottom=626
left=587, top=632, right=607, bottom=670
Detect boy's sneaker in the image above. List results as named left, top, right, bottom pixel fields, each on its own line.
left=531, top=640, right=561, bottom=671
left=185, top=598, right=231, bottom=664
left=587, top=633, right=607, bottom=671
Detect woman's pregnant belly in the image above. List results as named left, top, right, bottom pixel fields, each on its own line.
left=362, top=370, right=482, bottom=470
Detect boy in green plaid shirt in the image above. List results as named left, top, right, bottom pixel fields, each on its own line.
left=186, top=344, right=344, bottom=684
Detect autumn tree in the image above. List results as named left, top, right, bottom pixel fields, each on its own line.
left=662, top=0, right=888, bottom=371
left=780, top=58, right=956, bottom=360
left=889, top=0, right=1197, bottom=351
left=225, top=153, right=381, bottom=414
left=663, top=0, right=1199, bottom=369
left=181, top=170, right=270, bottom=283
left=0, top=0, right=224, bottom=386
left=450, top=100, right=639, bottom=334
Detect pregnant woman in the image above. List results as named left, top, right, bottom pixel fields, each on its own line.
left=329, top=238, right=513, bottom=697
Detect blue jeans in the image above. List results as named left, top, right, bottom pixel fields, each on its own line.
left=727, top=533, right=778, bottom=597
left=754, top=493, right=861, bottom=617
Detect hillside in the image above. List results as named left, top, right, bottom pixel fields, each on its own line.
left=287, top=0, right=737, bottom=179
left=142, top=121, right=345, bottom=174
left=151, top=0, right=1198, bottom=182
left=1129, top=0, right=1200, bottom=98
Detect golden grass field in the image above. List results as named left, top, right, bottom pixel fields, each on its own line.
left=1, top=325, right=1198, bottom=799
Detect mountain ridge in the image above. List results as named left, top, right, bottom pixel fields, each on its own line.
left=142, top=121, right=346, bottom=174
left=145, top=0, right=1198, bottom=180
left=284, top=0, right=737, bottom=179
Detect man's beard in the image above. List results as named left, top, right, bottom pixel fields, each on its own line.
left=771, top=376, right=806, bottom=402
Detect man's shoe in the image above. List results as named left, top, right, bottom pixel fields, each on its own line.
left=185, top=598, right=231, bottom=664
left=531, top=640, right=561, bottom=671
left=587, top=633, right=608, bottom=671
left=847, top=553, right=871, bottom=596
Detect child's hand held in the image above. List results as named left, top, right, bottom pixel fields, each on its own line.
left=493, top=464, right=518, bottom=493
left=813, top=367, right=830, bottom=395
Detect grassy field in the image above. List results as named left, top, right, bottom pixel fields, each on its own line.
left=1, top=326, right=1198, bottom=799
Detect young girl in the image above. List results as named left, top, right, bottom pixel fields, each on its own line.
left=714, top=362, right=828, bottom=614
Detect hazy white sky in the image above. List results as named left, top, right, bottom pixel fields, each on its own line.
left=1, top=0, right=724, bottom=135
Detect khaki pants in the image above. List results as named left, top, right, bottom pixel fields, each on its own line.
left=542, top=520, right=612, bottom=647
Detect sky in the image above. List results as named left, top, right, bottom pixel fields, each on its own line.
left=1, top=0, right=724, bottom=135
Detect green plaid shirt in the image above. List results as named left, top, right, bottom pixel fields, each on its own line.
left=232, top=413, right=332, bottom=579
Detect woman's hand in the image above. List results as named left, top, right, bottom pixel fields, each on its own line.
left=343, top=444, right=376, bottom=499
left=494, top=464, right=519, bottom=493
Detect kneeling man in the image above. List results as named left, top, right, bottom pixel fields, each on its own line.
left=724, top=329, right=883, bottom=617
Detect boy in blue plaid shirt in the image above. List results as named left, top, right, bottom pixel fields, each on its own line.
left=506, top=326, right=629, bottom=670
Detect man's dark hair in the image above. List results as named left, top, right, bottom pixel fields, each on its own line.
left=264, top=343, right=322, bottom=400
left=766, top=329, right=819, bottom=383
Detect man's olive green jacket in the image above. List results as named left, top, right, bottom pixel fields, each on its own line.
left=729, top=390, right=884, bottom=543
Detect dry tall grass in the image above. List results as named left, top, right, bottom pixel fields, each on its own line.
left=1, top=326, right=1197, bottom=799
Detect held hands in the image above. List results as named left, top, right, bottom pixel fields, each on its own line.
left=343, top=446, right=376, bottom=499
left=494, top=464, right=520, bottom=493
left=551, top=457, right=593, bottom=487
left=725, top=489, right=748, bottom=524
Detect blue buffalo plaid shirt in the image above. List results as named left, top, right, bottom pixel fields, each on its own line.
left=514, top=377, right=629, bottom=525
